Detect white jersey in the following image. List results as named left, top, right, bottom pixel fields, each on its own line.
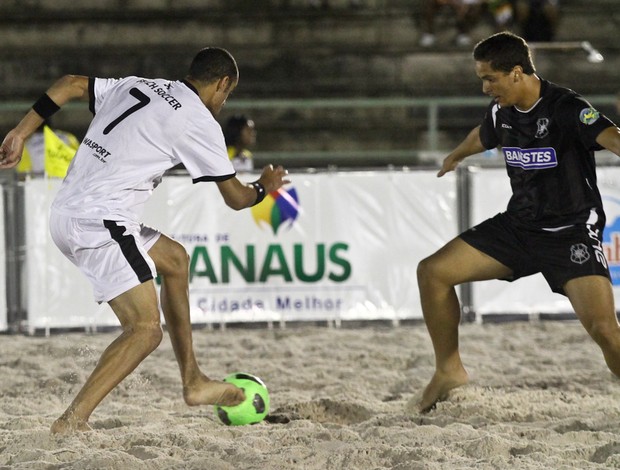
left=51, top=76, right=236, bottom=221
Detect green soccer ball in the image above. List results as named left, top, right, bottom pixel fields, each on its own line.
left=214, top=372, right=270, bottom=426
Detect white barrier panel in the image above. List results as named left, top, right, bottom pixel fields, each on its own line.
left=141, top=171, right=458, bottom=324
left=599, top=168, right=620, bottom=297
left=25, top=171, right=458, bottom=329
left=25, top=179, right=117, bottom=332
left=0, top=185, right=7, bottom=331
left=470, top=166, right=620, bottom=315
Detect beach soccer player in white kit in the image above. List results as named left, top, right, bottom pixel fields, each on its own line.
left=0, top=47, right=290, bottom=434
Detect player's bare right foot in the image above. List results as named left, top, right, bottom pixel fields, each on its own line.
left=50, top=416, right=93, bottom=435
left=184, top=375, right=245, bottom=407
left=417, top=368, right=469, bottom=413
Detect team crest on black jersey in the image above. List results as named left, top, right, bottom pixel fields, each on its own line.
left=579, top=107, right=600, bottom=125
left=535, top=118, right=549, bottom=138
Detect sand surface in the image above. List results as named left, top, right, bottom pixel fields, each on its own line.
left=1, top=320, right=620, bottom=469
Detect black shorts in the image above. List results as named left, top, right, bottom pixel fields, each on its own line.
left=459, top=211, right=611, bottom=295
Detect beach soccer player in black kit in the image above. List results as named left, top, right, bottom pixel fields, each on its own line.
left=416, top=31, right=620, bottom=413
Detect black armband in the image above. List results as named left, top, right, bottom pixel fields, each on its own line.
left=250, top=181, right=266, bottom=206
left=32, top=93, right=60, bottom=119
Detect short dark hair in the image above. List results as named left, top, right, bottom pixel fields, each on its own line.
left=224, top=114, right=252, bottom=146
left=473, top=32, right=536, bottom=74
left=188, top=47, right=238, bottom=83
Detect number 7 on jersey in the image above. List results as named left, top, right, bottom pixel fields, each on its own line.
left=103, top=88, right=151, bottom=135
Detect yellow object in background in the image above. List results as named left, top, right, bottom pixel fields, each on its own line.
left=18, top=125, right=78, bottom=177
left=43, top=125, right=78, bottom=178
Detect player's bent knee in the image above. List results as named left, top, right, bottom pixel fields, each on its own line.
left=133, top=322, right=164, bottom=352
left=158, top=240, right=190, bottom=277
left=417, top=256, right=443, bottom=285
left=169, top=242, right=190, bottom=271
left=588, top=321, right=620, bottom=351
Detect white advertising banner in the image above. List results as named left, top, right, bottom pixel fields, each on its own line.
left=0, top=186, right=7, bottom=331
left=599, top=168, right=620, bottom=298
left=24, top=171, right=458, bottom=329
left=141, top=171, right=458, bottom=324
left=25, top=179, right=117, bottom=332
left=470, top=165, right=620, bottom=316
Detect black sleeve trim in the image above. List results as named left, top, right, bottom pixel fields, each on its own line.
left=192, top=172, right=236, bottom=184
left=88, top=77, right=96, bottom=115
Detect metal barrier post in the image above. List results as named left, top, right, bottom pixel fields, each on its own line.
left=1, top=171, right=25, bottom=332
left=457, top=166, right=475, bottom=322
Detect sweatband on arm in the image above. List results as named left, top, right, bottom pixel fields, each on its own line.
left=250, top=181, right=266, bottom=206
left=32, top=93, right=60, bottom=119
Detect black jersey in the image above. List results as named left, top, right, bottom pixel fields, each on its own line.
left=479, top=78, right=616, bottom=229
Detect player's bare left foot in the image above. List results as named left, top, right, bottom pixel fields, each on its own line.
left=417, top=367, right=469, bottom=413
left=184, top=375, right=245, bottom=407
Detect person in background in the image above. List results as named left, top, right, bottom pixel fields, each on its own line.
left=224, top=114, right=257, bottom=172
left=485, top=0, right=514, bottom=32
left=18, top=120, right=79, bottom=177
left=515, top=0, right=560, bottom=42
left=415, top=32, right=620, bottom=413
left=0, top=47, right=290, bottom=434
left=419, top=0, right=483, bottom=48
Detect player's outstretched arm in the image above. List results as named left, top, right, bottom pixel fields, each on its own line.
left=0, top=75, right=89, bottom=169
left=596, top=126, right=620, bottom=158
left=216, top=164, right=290, bottom=210
left=437, top=125, right=485, bottom=177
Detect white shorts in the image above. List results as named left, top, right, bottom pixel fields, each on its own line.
left=49, top=211, right=161, bottom=303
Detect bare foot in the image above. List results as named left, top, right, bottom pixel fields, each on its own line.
left=184, top=375, right=245, bottom=407
left=417, top=368, right=469, bottom=413
left=50, top=416, right=93, bottom=435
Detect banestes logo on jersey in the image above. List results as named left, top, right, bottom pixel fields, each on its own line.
left=502, top=147, right=558, bottom=170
